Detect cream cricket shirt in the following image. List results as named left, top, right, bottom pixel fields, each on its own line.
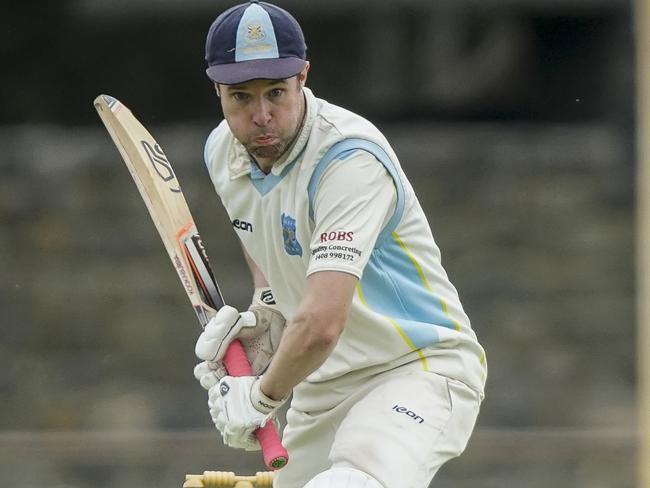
left=204, top=88, right=486, bottom=410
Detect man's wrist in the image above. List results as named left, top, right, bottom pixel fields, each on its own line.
left=250, top=377, right=287, bottom=414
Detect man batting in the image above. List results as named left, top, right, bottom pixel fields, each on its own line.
left=192, top=2, right=487, bottom=487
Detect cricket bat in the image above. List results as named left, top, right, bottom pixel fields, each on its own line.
left=93, top=94, right=288, bottom=470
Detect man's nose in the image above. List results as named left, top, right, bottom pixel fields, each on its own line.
left=251, top=98, right=272, bottom=126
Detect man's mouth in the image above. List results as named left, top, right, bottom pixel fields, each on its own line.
left=254, top=135, right=278, bottom=145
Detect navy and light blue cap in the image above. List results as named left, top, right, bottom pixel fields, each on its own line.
left=205, top=1, right=307, bottom=85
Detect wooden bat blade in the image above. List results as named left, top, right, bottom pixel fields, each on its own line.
left=93, top=94, right=288, bottom=469
left=93, top=94, right=225, bottom=325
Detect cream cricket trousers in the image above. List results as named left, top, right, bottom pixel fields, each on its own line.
left=273, top=369, right=482, bottom=488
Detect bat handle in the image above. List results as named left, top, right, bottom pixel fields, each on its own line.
left=222, top=340, right=289, bottom=470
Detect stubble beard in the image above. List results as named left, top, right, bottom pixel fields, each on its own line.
left=246, top=139, right=288, bottom=160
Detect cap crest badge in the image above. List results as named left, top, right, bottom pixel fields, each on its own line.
left=246, top=23, right=266, bottom=41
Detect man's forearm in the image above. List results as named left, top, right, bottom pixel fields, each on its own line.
left=256, top=270, right=358, bottom=401
left=258, top=314, right=338, bottom=401
left=241, top=244, right=269, bottom=288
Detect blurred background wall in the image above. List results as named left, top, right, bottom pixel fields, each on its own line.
left=0, top=0, right=637, bottom=486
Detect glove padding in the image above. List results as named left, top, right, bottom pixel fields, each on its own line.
left=193, top=360, right=227, bottom=390
left=208, top=375, right=286, bottom=451
left=194, top=288, right=285, bottom=390
left=239, top=287, right=286, bottom=374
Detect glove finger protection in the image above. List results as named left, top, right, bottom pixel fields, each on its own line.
left=238, top=288, right=286, bottom=374
left=193, top=360, right=227, bottom=390
left=195, top=305, right=256, bottom=362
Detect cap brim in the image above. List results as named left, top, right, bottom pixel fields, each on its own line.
left=206, top=57, right=307, bottom=85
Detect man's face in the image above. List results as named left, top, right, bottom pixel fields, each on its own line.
left=217, top=65, right=309, bottom=171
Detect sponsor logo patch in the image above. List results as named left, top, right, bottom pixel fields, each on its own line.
left=319, top=230, right=354, bottom=243
left=311, top=243, right=362, bottom=263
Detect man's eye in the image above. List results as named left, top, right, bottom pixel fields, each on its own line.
left=233, top=93, right=249, bottom=101
left=268, top=88, right=284, bottom=98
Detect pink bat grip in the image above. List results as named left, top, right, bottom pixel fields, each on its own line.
left=222, top=340, right=289, bottom=469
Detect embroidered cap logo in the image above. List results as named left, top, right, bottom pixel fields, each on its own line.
left=246, top=23, right=266, bottom=41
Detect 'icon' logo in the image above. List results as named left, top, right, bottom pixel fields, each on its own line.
left=392, top=405, right=424, bottom=424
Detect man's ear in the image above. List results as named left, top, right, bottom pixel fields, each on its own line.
left=214, top=83, right=221, bottom=98
left=298, top=62, right=310, bottom=88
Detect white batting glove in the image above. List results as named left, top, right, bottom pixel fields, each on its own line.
left=194, top=289, right=285, bottom=391
left=195, top=305, right=257, bottom=362
left=194, top=305, right=255, bottom=390
left=239, top=287, right=286, bottom=374
left=208, top=375, right=286, bottom=451
left=194, top=288, right=286, bottom=390
left=193, top=361, right=227, bottom=390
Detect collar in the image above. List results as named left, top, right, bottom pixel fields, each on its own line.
left=227, top=87, right=318, bottom=180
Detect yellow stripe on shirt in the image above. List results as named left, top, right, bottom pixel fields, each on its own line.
left=391, top=231, right=461, bottom=331
left=356, top=283, right=429, bottom=371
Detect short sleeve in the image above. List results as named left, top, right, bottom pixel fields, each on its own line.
left=307, top=150, right=397, bottom=278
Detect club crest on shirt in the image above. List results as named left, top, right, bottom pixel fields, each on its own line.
left=281, top=213, right=302, bottom=256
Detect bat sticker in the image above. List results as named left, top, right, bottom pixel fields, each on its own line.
left=141, top=140, right=181, bottom=193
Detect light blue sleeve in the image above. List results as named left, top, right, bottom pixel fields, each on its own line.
left=306, top=151, right=397, bottom=278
